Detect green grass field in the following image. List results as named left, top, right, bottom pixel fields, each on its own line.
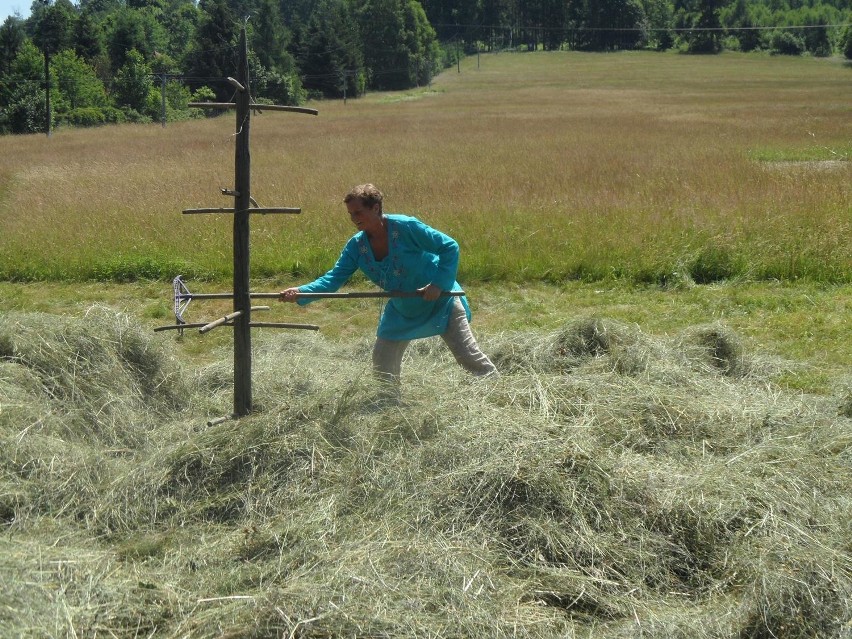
left=0, top=51, right=850, bottom=638
left=0, top=50, right=849, bottom=284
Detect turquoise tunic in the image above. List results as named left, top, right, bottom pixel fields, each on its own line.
left=297, top=214, right=471, bottom=340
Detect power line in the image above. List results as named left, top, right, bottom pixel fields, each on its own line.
left=433, top=21, right=852, bottom=32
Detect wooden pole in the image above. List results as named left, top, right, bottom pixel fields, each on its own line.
left=155, top=321, right=319, bottom=332
left=233, top=27, right=252, bottom=417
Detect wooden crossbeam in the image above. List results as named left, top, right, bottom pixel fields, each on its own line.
left=154, top=321, right=320, bottom=332
left=249, top=322, right=320, bottom=330
left=182, top=207, right=301, bottom=215
left=188, top=102, right=318, bottom=116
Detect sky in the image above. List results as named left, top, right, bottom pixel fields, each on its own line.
left=1, top=0, right=31, bottom=23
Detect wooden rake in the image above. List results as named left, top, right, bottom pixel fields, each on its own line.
left=155, top=275, right=465, bottom=334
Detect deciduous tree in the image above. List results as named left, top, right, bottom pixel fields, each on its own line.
left=113, top=47, right=151, bottom=113
left=52, top=48, right=109, bottom=112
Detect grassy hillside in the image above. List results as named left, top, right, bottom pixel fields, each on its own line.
left=0, top=50, right=849, bottom=284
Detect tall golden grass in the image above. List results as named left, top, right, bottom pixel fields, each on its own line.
left=0, top=50, right=849, bottom=283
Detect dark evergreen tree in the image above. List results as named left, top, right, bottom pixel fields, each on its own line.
left=226, top=0, right=256, bottom=23
left=31, top=0, right=77, bottom=56
left=641, top=0, right=675, bottom=49
left=250, top=0, right=290, bottom=71
left=0, top=40, right=48, bottom=134
left=279, top=0, right=315, bottom=25
left=354, top=0, right=410, bottom=89
left=127, top=0, right=169, bottom=10
left=160, top=0, right=199, bottom=60
left=419, top=0, right=478, bottom=42
left=479, top=0, right=513, bottom=50
left=73, top=10, right=104, bottom=62
left=352, top=0, right=441, bottom=90
left=183, top=0, right=238, bottom=100
left=571, top=0, right=646, bottom=51
left=0, top=16, right=26, bottom=75
left=0, top=16, right=26, bottom=135
left=722, top=0, right=762, bottom=50
left=76, top=0, right=123, bottom=17
left=106, top=8, right=155, bottom=67
left=541, top=0, right=568, bottom=50
left=677, top=0, right=728, bottom=53
left=796, top=8, right=833, bottom=56
left=247, top=0, right=304, bottom=104
left=298, top=0, right=364, bottom=98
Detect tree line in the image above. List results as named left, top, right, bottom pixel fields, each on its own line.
left=421, top=0, right=851, bottom=55
left=1, top=0, right=850, bottom=135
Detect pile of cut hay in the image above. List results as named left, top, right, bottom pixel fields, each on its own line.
left=1, top=311, right=849, bottom=638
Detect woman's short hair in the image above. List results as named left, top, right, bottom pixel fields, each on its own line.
left=344, top=183, right=383, bottom=210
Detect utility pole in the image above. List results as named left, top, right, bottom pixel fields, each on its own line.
left=160, top=73, right=167, bottom=127
left=44, top=47, right=50, bottom=136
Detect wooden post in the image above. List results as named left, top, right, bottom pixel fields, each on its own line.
left=233, top=27, right=252, bottom=417
left=174, top=35, right=317, bottom=420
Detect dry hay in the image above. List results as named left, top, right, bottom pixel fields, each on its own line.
left=0, top=305, right=186, bottom=444
left=840, top=380, right=852, bottom=419
left=0, top=309, right=849, bottom=638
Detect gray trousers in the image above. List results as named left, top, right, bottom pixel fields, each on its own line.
left=372, top=299, right=497, bottom=384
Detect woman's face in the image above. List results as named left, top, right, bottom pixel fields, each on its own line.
left=346, top=199, right=383, bottom=234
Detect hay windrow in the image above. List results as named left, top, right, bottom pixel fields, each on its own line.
left=1, top=308, right=849, bottom=638
left=0, top=307, right=187, bottom=446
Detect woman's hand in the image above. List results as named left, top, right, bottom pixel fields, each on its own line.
left=279, top=287, right=301, bottom=302
left=418, top=284, right=442, bottom=301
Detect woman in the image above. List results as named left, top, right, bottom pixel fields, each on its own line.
left=279, top=184, right=496, bottom=389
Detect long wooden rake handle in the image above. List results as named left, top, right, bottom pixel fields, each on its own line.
left=176, top=290, right=466, bottom=300
left=154, top=321, right=320, bottom=332
left=294, top=290, right=466, bottom=299
left=158, top=277, right=465, bottom=333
